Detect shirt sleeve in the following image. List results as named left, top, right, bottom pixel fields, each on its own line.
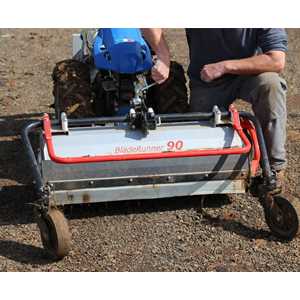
left=257, top=28, right=288, bottom=53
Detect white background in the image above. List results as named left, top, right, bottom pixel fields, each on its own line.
left=0, top=0, right=299, bottom=299
left=0, top=0, right=299, bottom=27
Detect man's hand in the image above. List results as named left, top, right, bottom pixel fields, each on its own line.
left=141, top=28, right=171, bottom=84
left=200, top=61, right=227, bottom=82
left=151, top=57, right=170, bottom=84
left=200, top=51, right=286, bottom=82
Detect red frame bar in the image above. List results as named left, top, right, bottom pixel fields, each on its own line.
left=240, top=118, right=261, bottom=176
left=43, top=105, right=252, bottom=164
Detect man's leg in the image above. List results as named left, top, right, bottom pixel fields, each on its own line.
left=189, top=78, right=240, bottom=112
left=237, top=72, right=287, bottom=171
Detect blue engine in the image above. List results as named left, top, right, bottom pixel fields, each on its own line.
left=93, top=28, right=153, bottom=74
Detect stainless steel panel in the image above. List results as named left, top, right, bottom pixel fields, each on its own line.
left=43, top=121, right=243, bottom=159
left=42, top=154, right=249, bottom=182
left=50, top=180, right=245, bottom=205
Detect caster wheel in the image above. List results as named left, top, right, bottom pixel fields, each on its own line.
left=264, top=195, right=300, bottom=240
left=37, top=208, right=71, bottom=259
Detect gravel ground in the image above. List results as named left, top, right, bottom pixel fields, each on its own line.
left=0, top=29, right=300, bottom=271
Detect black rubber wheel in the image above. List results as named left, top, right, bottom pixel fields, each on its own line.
left=264, top=195, right=300, bottom=240
left=37, top=209, right=71, bottom=259
left=146, top=61, right=189, bottom=113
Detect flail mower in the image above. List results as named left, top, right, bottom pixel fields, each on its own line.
left=22, top=28, right=300, bottom=259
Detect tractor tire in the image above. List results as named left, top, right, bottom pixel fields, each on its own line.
left=147, top=61, right=189, bottom=114
left=52, top=59, right=95, bottom=119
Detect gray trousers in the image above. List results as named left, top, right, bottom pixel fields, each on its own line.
left=189, top=72, right=287, bottom=171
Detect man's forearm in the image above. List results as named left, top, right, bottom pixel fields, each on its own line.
left=141, top=28, right=170, bottom=62
left=201, top=50, right=286, bottom=82
left=223, top=51, right=286, bottom=75
left=141, top=28, right=170, bottom=83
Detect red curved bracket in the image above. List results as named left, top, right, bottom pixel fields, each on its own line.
left=43, top=108, right=252, bottom=164
left=240, top=118, right=261, bottom=176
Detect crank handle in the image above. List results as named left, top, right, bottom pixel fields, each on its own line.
left=139, top=82, right=158, bottom=93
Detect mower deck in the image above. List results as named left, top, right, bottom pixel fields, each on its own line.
left=41, top=120, right=249, bottom=205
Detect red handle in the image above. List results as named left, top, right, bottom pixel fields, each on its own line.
left=43, top=106, right=252, bottom=164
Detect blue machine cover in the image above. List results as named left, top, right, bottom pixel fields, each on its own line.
left=93, top=28, right=153, bottom=74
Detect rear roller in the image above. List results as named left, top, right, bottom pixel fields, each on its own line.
left=263, top=194, right=300, bottom=240
left=37, top=208, right=71, bottom=259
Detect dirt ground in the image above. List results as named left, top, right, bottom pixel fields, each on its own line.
left=0, top=29, right=300, bottom=272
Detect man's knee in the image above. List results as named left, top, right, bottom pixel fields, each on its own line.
left=250, top=72, right=287, bottom=120
left=254, top=72, right=287, bottom=95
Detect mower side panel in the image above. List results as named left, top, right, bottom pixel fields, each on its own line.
left=50, top=180, right=246, bottom=206
left=42, top=155, right=248, bottom=181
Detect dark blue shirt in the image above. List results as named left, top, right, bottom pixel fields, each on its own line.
left=185, top=28, right=288, bottom=80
